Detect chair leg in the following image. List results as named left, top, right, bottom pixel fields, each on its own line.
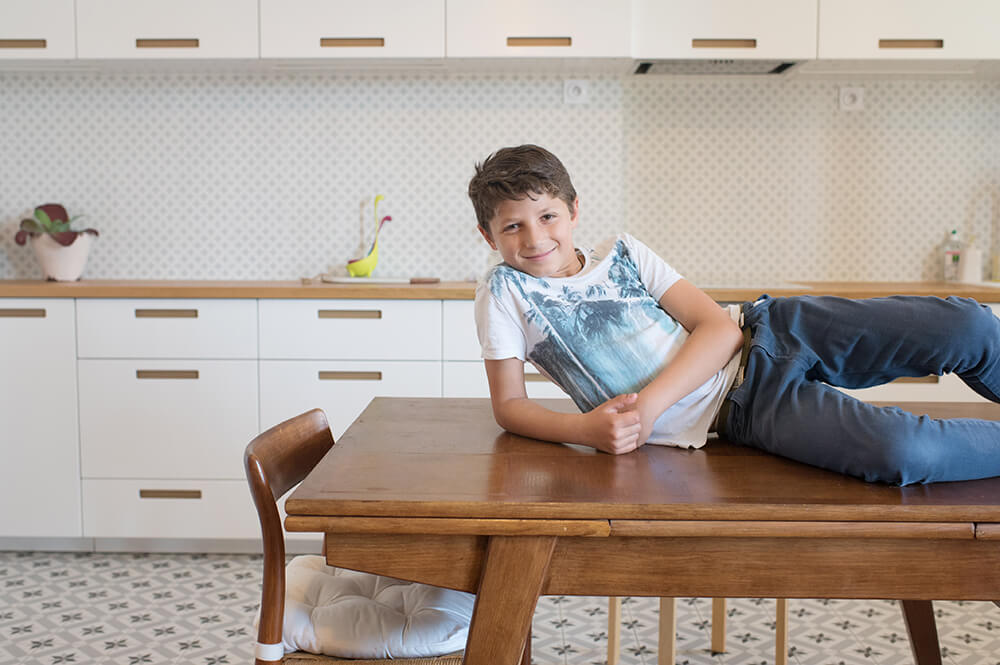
left=607, top=597, right=621, bottom=665
left=658, top=597, right=676, bottom=665
left=900, top=600, right=943, bottom=665
left=775, top=598, right=789, bottom=665
left=711, top=598, right=726, bottom=654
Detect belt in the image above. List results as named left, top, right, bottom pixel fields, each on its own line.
left=714, top=322, right=752, bottom=440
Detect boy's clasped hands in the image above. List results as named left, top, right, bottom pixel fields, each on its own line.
left=581, top=392, right=652, bottom=455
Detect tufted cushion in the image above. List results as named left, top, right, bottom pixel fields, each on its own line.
left=271, top=556, right=475, bottom=660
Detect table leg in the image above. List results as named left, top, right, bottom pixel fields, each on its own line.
left=463, top=535, right=556, bottom=665
left=900, top=600, right=942, bottom=665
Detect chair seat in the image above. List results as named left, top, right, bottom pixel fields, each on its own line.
left=282, top=651, right=463, bottom=664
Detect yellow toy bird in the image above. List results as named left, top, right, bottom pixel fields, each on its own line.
left=347, top=195, right=392, bottom=278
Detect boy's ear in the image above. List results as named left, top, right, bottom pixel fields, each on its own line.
left=478, top=224, right=498, bottom=251
left=570, top=197, right=580, bottom=225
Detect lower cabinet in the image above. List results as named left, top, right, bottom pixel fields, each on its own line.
left=0, top=299, right=81, bottom=538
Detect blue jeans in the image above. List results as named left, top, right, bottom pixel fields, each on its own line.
left=723, top=295, right=1000, bottom=485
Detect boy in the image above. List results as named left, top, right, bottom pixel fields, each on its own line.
left=469, top=144, right=1000, bottom=485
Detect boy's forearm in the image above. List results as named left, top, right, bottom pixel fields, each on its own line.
left=492, top=397, right=586, bottom=444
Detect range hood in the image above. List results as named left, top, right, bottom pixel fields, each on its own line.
left=634, top=60, right=798, bottom=75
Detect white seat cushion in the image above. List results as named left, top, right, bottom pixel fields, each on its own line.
left=274, top=555, right=475, bottom=659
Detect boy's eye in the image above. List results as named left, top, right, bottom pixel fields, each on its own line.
left=541, top=213, right=556, bottom=222
left=502, top=223, right=520, bottom=233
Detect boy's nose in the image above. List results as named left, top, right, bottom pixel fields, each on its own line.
left=523, top=224, right=544, bottom=247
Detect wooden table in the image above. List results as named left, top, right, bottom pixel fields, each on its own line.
left=284, top=398, right=1000, bottom=665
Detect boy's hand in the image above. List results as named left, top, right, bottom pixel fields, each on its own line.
left=581, top=393, right=643, bottom=455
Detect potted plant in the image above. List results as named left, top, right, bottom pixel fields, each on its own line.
left=14, top=203, right=99, bottom=281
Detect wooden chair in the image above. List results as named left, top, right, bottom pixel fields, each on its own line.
left=245, top=408, right=482, bottom=665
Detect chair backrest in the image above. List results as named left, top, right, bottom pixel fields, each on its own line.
left=244, top=408, right=334, bottom=663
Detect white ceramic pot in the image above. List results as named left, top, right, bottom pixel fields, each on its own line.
left=30, top=233, right=93, bottom=281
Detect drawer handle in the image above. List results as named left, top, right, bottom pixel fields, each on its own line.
left=524, top=374, right=551, bottom=383
left=136, top=370, right=200, bottom=379
left=0, top=308, right=46, bottom=318
left=136, top=38, right=200, bottom=48
left=879, top=39, right=943, bottom=49
left=318, top=370, right=382, bottom=381
left=692, top=38, right=757, bottom=49
left=140, top=489, right=202, bottom=499
left=317, top=309, right=382, bottom=319
left=135, top=308, right=198, bottom=318
left=891, top=375, right=940, bottom=384
left=506, top=37, right=572, bottom=47
left=320, top=37, right=385, bottom=48
left=0, top=39, right=47, bottom=49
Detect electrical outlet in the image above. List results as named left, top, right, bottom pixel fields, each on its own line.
left=839, top=86, right=864, bottom=111
left=563, top=79, right=589, bottom=105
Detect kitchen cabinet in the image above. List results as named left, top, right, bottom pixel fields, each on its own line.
left=76, top=0, right=259, bottom=59
left=260, top=0, right=445, bottom=59
left=818, top=0, right=1000, bottom=59
left=0, top=299, right=81, bottom=538
left=0, top=0, right=76, bottom=59
left=75, top=299, right=260, bottom=539
left=259, top=299, right=443, bottom=438
left=633, top=0, right=818, bottom=60
left=446, top=0, right=630, bottom=58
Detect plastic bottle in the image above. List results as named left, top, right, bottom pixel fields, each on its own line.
left=959, top=234, right=983, bottom=283
left=942, top=229, right=962, bottom=282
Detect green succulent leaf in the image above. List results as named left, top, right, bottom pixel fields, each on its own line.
left=34, top=207, right=53, bottom=230
left=19, top=218, right=43, bottom=234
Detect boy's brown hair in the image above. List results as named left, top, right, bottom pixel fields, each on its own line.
left=468, top=144, right=577, bottom=233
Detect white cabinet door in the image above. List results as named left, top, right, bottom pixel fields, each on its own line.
left=447, top=0, right=630, bottom=57
left=260, top=360, right=442, bottom=439
left=78, top=359, right=259, bottom=479
left=0, top=0, right=76, bottom=59
left=443, top=360, right=570, bottom=400
left=0, top=300, right=81, bottom=537
left=633, top=0, right=817, bottom=60
left=260, top=0, right=444, bottom=58
left=443, top=300, right=480, bottom=361
left=818, top=0, right=1000, bottom=59
left=76, top=0, right=259, bottom=59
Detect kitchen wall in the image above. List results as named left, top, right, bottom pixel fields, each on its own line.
left=1, top=69, right=997, bottom=284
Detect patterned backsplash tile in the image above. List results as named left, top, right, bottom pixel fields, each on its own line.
left=0, top=70, right=997, bottom=284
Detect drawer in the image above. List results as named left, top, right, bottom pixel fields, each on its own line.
left=260, top=0, right=444, bottom=58
left=443, top=300, right=481, bottom=361
left=79, top=359, right=259, bottom=479
left=77, top=299, right=257, bottom=359
left=443, top=361, right=570, bottom=400
left=76, top=0, right=259, bottom=59
left=259, top=299, right=441, bottom=361
left=82, top=479, right=260, bottom=539
left=260, top=360, right=442, bottom=440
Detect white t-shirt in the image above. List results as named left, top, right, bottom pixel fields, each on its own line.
left=475, top=233, right=740, bottom=449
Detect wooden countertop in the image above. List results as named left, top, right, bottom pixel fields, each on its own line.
left=3, top=279, right=1000, bottom=301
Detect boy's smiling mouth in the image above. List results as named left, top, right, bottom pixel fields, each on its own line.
left=524, top=247, right=557, bottom=260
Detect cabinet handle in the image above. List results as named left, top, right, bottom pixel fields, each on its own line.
left=891, top=375, right=940, bottom=384
left=320, top=37, right=385, bottom=48
left=0, top=308, right=46, bottom=318
left=524, top=374, right=551, bottom=383
left=506, top=37, right=572, bottom=47
left=136, top=370, right=200, bottom=379
left=0, top=39, right=47, bottom=49
left=317, top=309, right=382, bottom=319
left=879, top=39, right=943, bottom=49
left=318, top=370, right=382, bottom=381
left=134, top=308, right=198, bottom=318
left=136, top=38, right=200, bottom=48
left=139, top=489, right=202, bottom=499
left=692, top=38, right=757, bottom=49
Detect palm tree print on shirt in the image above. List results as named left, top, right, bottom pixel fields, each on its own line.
left=489, top=239, right=681, bottom=412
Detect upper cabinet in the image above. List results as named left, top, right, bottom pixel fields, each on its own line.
left=446, top=0, right=630, bottom=58
left=633, top=0, right=818, bottom=60
left=76, top=0, right=259, bottom=59
left=0, top=0, right=76, bottom=59
left=818, top=0, right=1000, bottom=59
left=261, top=0, right=444, bottom=58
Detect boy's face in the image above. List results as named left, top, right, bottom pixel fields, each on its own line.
left=479, top=193, right=581, bottom=279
